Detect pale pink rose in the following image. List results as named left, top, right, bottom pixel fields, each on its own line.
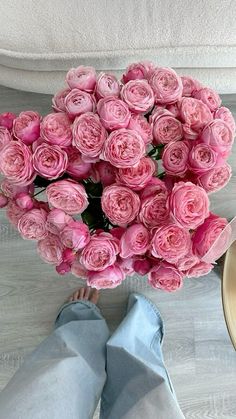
left=13, top=111, right=40, bottom=145
left=185, top=261, right=213, bottom=278
left=179, top=98, right=213, bottom=136
left=41, top=113, right=72, bottom=147
left=0, top=193, right=8, bottom=208
left=56, top=262, right=71, bottom=275
left=133, top=258, right=152, bottom=275
left=110, top=226, right=126, bottom=240
left=0, top=179, right=34, bottom=199
left=18, top=208, right=48, bottom=240
left=102, top=128, right=145, bottom=168
left=138, top=190, right=169, bottom=228
left=176, top=251, right=199, bottom=272
left=0, top=127, right=12, bottom=152
left=181, top=76, right=202, bottom=97
left=214, top=106, right=236, bottom=134
left=46, top=208, right=73, bottom=235
left=148, top=261, right=183, bottom=291
left=0, top=141, right=35, bottom=186
left=72, top=112, right=107, bottom=158
left=87, top=264, right=125, bottom=289
left=140, top=177, right=168, bottom=200
left=166, top=102, right=181, bottom=118
left=149, top=67, right=183, bottom=105
left=188, top=143, right=218, bottom=174
left=6, top=199, right=27, bottom=227
left=121, top=80, right=154, bottom=114
left=0, top=112, right=16, bottom=130
left=162, top=140, right=189, bottom=176
left=80, top=231, right=119, bottom=271
left=151, top=111, right=183, bottom=145
left=71, top=258, right=88, bottom=279
left=52, top=88, right=71, bottom=112
left=120, top=223, right=150, bottom=258
left=66, top=66, right=96, bottom=92
left=200, top=119, right=234, bottom=158
left=116, top=156, right=156, bottom=190
left=122, top=61, right=154, bottom=83
left=193, top=87, right=221, bottom=112
left=37, top=233, right=64, bottom=265
left=96, top=72, right=120, bottom=99
left=197, top=163, right=232, bottom=193
left=65, top=89, right=96, bottom=118
left=169, top=181, right=209, bottom=229
left=15, top=192, right=34, bottom=210
left=101, top=185, right=140, bottom=226
left=33, top=143, right=68, bottom=180
left=151, top=224, right=191, bottom=263
left=128, top=113, right=153, bottom=145
left=61, top=220, right=90, bottom=250
left=46, top=179, right=88, bottom=215
left=62, top=248, right=77, bottom=264
left=97, top=96, right=131, bottom=130
left=91, top=161, right=116, bottom=186
left=117, top=256, right=135, bottom=276
left=66, top=147, right=91, bottom=179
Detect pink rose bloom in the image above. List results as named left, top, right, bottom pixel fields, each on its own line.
left=200, top=119, right=234, bottom=158
left=133, top=258, right=152, bottom=275
left=13, top=111, right=40, bottom=145
left=179, top=97, right=213, bottom=136
left=56, top=261, right=71, bottom=275
left=148, top=261, right=183, bottom=291
left=87, top=264, right=125, bottom=289
left=214, top=106, right=236, bottom=134
left=0, top=127, right=12, bottom=152
left=151, top=111, right=183, bottom=145
left=72, top=112, right=107, bottom=158
left=117, top=256, right=135, bottom=276
left=33, top=143, right=68, bottom=180
left=66, top=147, right=91, bottom=179
left=6, top=199, right=27, bottom=227
left=62, top=248, right=77, bottom=264
left=149, top=67, right=183, bottom=105
left=97, top=96, right=131, bottom=130
left=176, top=251, right=199, bottom=272
left=41, top=113, right=72, bottom=147
left=18, top=208, right=48, bottom=240
left=1, top=179, right=34, bottom=198
left=120, top=223, right=150, bottom=258
left=128, top=113, right=153, bottom=145
left=102, top=128, right=145, bottom=168
left=185, top=260, right=213, bottom=278
left=169, top=181, right=209, bottom=229
left=122, top=61, right=154, bottom=83
left=162, top=140, right=189, bottom=176
left=80, top=231, right=119, bottom=271
left=138, top=190, right=169, bottom=228
left=52, top=88, right=71, bottom=112
left=15, top=192, right=34, bottom=210
left=61, top=220, right=90, bottom=250
left=46, top=208, right=72, bottom=235
left=140, top=177, right=167, bottom=200
left=37, top=233, right=64, bottom=265
left=91, top=161, right=116, bottom=186
left=33, top=200, right=50, bottom=213
left=0, top=193, right=8, bottom=208
left=181, top=76, right=202, bottom=97
left=121, top=80, right=154, bottom=114
left=96, top=72, right=120, bottom=99
left=46, top=179, right=88, bottom=215
left=193, top=87, right=221, bottom=112
left=71, top=259, right=88, bottom=279
left=65, top=89, right=96, bottom=118
left=101, top=185, right=140, bottom=226
left=116, top=156, right=156, bottom=191
left=166, top=102, right=181, bottom=118
left=151, top=224, right=191, bottom=263
left=110, top=226, right=126, bottom=240
left=66, top=66, right=96, bottom=92
left=188, top=143, right=218, bottom=174
left=0, top=112, right=16, bottom=130
left=197, top=163, right=232, bottom=193
left=0, top=141, right=35, bottom=186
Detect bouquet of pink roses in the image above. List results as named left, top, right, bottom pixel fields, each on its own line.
left=0, top=62, right=234, bottom=291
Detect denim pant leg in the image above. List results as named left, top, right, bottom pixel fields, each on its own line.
left=0, top=300, right=110, bottom=419
left=100, top=293, right=185, bottom=419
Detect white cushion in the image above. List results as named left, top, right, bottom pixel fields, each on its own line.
left=0, top=0, right=236, bottom=93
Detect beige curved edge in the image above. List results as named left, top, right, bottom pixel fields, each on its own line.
left=222, top=241, right=236, bottom=350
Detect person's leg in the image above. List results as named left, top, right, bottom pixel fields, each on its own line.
left=0, top=287, right=110, bottom=419
left=100, top=293, right=185, bottom=419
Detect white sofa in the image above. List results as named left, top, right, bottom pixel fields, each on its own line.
left=0, top=0, right=236, bottom=94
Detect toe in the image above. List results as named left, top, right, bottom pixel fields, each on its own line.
left=90, top=288, right=99, bottom=304
left=73, top=290, right=80, bottom=301
left=84, top=287, right=91, bottom=300
left=79, top=287, right=85, bottom=299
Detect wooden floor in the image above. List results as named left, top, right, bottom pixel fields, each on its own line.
left=0, top=86, right=236, bottom=419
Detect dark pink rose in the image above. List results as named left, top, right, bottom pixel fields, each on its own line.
left=0, top=179, right=34, bottom=199
left=181, top=76, right=202, bottom=97
left=121, top=80, right=154, bottom=114
left=96, top=72, right=120, bottom=99
left=0, top=112, right=16, bottom=130
left=149, top=67, right=183, bottom=104
left=193, top=87, right=221, bottom=112
left=0, top=193, right=8, bottom=208
left=151, top=224, right=191, bottom=263
left=41, top=113, right=72, bottom=147
left=185, top=261, right=213, bottom=278
left=6, top=199, right=27, bottom=227
left=13, top=111, right=40, bottom=145
left=33, top=143, right=68, bottom=180
left=0, top=141, right=35, bottom=186
left=80, top=231, right=119, bottom=271
left=65, top=89, right=96, bottom=118
left=122, top=61, right=154, bottom=83
left=97, top=96, right=131, bottom=131
left=66, top=147, right=91, bottom=179
left=46, top=179, right=88, bottom=215
left=56, top=262, right=71, bottom=275
left=151, top=110, right=183, bottom=145
left=71, top=258, right=88, bottom=279
left=91, top=161, right=116, bottom=186
left=188, top=143, right=218, bottom=174
left=179, top=97, right=213, bottom=137
left=133, top=258, right=152, bottom=275
left=197, top=163, right=232, bottom=193
left=37, top=233, right=64, bottom=265
left=214, top=106, right=236, bottom=134
left=120, top=223, right=150, bottom=258
left=15, top=192, right=34, bottom=210
left=116, top=156, right=156, bottom=190
left=0, top=127, right=12, bottom=152
left=87, top=264, right=125, bottom=289
left=162, top=140, right=189, bottom=176
left=52, top=88, right=71, bottom=112
left=18, top=208, right=48, bottom=240
left=61, top=220, right=90, bottom=251
left=148, top=261, right=183, bottom=291
left=62, top=248, right=77, bottom=264
left=72, top=112, right=107, bottom=158
left=110, top=226, right=126, bottom=240
left=138, top=189, right=169, bottom=228
left=66, top=66, right=96, bottom=92
left=128, top=113, right=153, bottom=145
left=200, top=119, right=234, bottom=158
left=101, top=185, right=140, bottom=226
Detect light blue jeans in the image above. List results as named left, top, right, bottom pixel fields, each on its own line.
left=0, top=293, right=184, bottom=419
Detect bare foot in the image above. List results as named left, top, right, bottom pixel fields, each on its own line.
left=68, top=286, right=99, bottom=305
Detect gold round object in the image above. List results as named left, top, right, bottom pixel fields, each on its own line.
left=222, top=240, right=236, bottom=350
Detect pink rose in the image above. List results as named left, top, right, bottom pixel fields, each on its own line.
left=188, top=143, right=218, bottom=174
left=176, top=251, right=199, bottom=272
left=102, top=128, right=145, bottom=168
left=33, top=200, right=50, bottom=213
left=41, top=113, right=72, bottom=147
left=0, top=141, right=35, bottom=186
left=151, top=224, right=191, bottom=263
left=121, top=80, right=154, bottom=114
left=46, top=179, right=88, bottom=215
left=166, top=102, right=181, bottom=118
left=71, top=258, right=88, bottom=279
left=151, top=111, right=183, bottom=145
left=46, top=208, right=72, bottom=234
left=133, top=258, right=152, bottom=275
left=0, top=112, right=16, bottom=130
left=13, top=111, right=40, bottom=145
left=33, top=143, right=68, bottom=180
left=66, top=66, right=96, bottom=92
left=193, top=87, right=221, bottom=112
left=169, top=181, right=209, bottom=229
left=149, top=67, right=183, bottom=104
left=0, top=127, right=12, bottom=152
left=185, top=260, right=213, bottom=278
left=87, top=264, right=125, bottom=289
left=162, top=140, right=189, bottom=176
left=122, top=61, right=154, bottom=83
left=148, top=261, right=183, bottom=291
left=56, top=261, right=71, bottom=275
left=181, top=76, right=202, bottom=97
left=110, top=226, right=126, bottom=240
left=0, top=193, right=8, bottom=208
left=200, top=119, right=234, bottom=158
left=138, top=190, right=169, bottom=228
left=117, top=256, right=135, bottom=276
left=80, top=231, right=119, bottom=271
left=91, top=161, right=116, bottom=186
left=214, top=106, right=236, bottom=134
left=140, top=177, right=168, bottom=200
left=97, top=96, right=131, bottom=130
left=61, top=220, right=90, bottom=250
left=96, top=72, right=120, bottom=99
left=62, top=248, right=77, bottom=264
left=0, top=179, right=34, bottom=198
left=116, top=156, right=156, bottom=190
left=15, top=192, right=34, bottom=210
left=72, top=112, right=107, bottom=158
left=65, top=89, right=95, bottom=118
left=128, top=113, right=153, bottom=145
left=120, top=223, right=150, bottom=258
left=6, top=199, right=27, bottom=227
left=197, top=163, right=232, bottom=193
left=101, top=185, right=140, bottom=226
left=37, top=233, right=64, bottom=265
left=52, top=88, right=71, bottom=112
left=179, top=97, right=213, bottom=137
left=18, top=208, right=48, bottom=240
left=66, top=147, right=91, bottom=179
